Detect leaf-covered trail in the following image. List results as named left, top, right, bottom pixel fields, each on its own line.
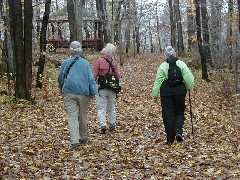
left=0, top=54, right=239, bottom=179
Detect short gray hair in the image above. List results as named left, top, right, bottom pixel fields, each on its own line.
left=165, top=46, right=176, bottom=57
left=70, top=41, right=82, bottom=55
left=101, top=43, right=116, bottom=57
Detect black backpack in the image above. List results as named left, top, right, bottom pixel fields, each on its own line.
left=167, top=60, right=184, bottom=86
left=98, top=58, right=121, bottom=94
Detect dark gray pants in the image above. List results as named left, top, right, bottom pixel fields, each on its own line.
left=161, top=94, right=186, bottom=142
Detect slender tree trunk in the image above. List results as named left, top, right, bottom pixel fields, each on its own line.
left=156, top=2, right=162, bottom=53
left=169, top=0, right=176, bottom=48
left=118, top=14, right=123, bottom=66
left=238, top=0, right=240, bottom=33
left=149, top=21, right=153, bottom=53
left=228, top=0, right=233, bottom=69
left=201, top=0, right=212, bottom=67
left=75, top=0, right=83, bottom=42
left=195, top=0, right=209, bottom=80
left=24, top=0, right=33, bottom=99
left=96, top=0, right=110, bottom=44
left=114, top=1, right=123, bottom=44
left=210, top=0, right=221, bottom=65
left=174, top=0, right=184, bottom=54
left=187, top=1, right=195, bottom=50
left=8, top=0, right=26, bottom=99
left=36, top=0, right=51, bottom=88
left=67, top=0, right=77, bottom=41
left=125, top=0, right=130, bottom=53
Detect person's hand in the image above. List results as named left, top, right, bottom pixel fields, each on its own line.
left=152, top=97, right=157, bottom=103
left=89, top=95, right=95, bottom=101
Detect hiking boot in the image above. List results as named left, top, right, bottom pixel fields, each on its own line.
left=71, top=143, right=77, bottom=150
left=101, top=126, right=106, bottom=134
left=176, top=134, right=184, bottom=142
left=109, top=124, right=116, bottom=131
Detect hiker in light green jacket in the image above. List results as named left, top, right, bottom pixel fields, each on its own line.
left=151, top=46, right=195, bottom=143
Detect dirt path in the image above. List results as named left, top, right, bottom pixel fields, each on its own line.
left=0, top=55, right=239, bottom=179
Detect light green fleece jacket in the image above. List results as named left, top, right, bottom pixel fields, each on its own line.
left=151, top=59, right=195, bottom=98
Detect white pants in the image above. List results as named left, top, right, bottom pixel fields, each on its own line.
left=64, top=94, right=89, bottom=144
left=96, top=89, right=116, bottom=127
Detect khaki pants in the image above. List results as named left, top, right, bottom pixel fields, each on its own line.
left=96, top=89, right=116, bottom=128
left=64, top=94, right=90, bottom=144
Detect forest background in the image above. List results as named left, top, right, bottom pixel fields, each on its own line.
left=0, top=0, right=239, bottom=179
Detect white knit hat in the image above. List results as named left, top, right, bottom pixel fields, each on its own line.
left=101, top=43, right=116, bottom=57
left=165, top=46, right=176, bottom=57
left=70, top=41, right=82, bottom=54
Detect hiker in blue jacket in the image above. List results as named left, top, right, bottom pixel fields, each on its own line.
left=151, top=46, right=195, bottom=143
left=58, top=41, right=98, bottom=150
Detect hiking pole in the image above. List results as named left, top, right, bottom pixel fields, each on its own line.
left=188, top=89, right=194, bottom=134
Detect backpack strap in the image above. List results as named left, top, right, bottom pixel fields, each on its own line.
left=64, top=56, right=79, bottom=80
left=102, top=57, right=116, bottom=74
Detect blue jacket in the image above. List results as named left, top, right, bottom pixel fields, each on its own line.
left=58, top=56, right=98, bottom=96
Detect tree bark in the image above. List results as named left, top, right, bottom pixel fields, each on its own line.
left=36, top=0, right=51, bottom=88
left=195, top=0, right=209, bottom=80
left=187, top=1, right=195, bottom=50
left=201, top=0, right=212, bottom=67
left=24, top=0, right=33, bottom=99
left=96, top=0, right=110, bottom=44
left=169, top=0, right=176, bottom=48
left=228, top=0, right=233, bottom=69
left=210, top=0, right=221, bottom=65
left=174, top=0, right=184, bottom=54
left=67, top=0, right=77, bottom=41
left=8, top=0, right=26, bottom=99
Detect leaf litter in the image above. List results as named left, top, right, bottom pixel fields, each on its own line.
left=0, top=53, right=239, bottom=179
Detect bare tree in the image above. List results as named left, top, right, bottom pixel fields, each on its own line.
left=187, top=1, right=195, bottom=51
left=173, top=0, right=184, bottom=54
left=195, top=0, right=209, bottom=80
left=36, top=0, right=51, bottom=88
left=209, top=0, right=221, bottom=65
left=227, top=0, right=233, bottom=69
left=201, top=0, right=212, bottom=66
left=8, top=0, right=33, bottom=100
left=96, top=0, right=110, bottom=44
left=67, top=0, right=83, bottom=42
left=169, top=0, right=176, bottom=48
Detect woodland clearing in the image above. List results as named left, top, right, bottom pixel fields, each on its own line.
left=0, top=52, right=239, bottom=179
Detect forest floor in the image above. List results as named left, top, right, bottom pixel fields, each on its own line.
left=0, top=51, right=239, bottom=179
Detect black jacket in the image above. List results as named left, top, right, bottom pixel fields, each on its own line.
left=160, top=56, right=187, bottom=97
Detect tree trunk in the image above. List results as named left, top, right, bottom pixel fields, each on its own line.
left=201, top=0, right=212, bottom=67
left=149, top=21, right=153, bottom=53
left=125, top=0, right=131, bottom=54
left=24, top=0, right=33, bottom=100
left=36, top=0, right=51, bottom=88
left=115, top=1, right=124, bottom=45
left=195, top=0, right=209, bottom=80
left=156, top=2, right=162, bottom=53
left=96, top=0, right=110, bottom=44
left=174, top=0, right=184, bottom=54
left=67, top=0, right=77, bottom=41
left=210, top=0, right=221, bottom=65
left=75, top=0, right=83, bottom=43
left=169, top=0, right=176, bottom=48
left=187, top=1, right=195, bottom=50
left=134, top=0, right=140, bottom=54
left=228, top=0, right=233, bottom=69
left=238, top=0, right=240, bottom=33
left=8, top=0, right=27, bottom=99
